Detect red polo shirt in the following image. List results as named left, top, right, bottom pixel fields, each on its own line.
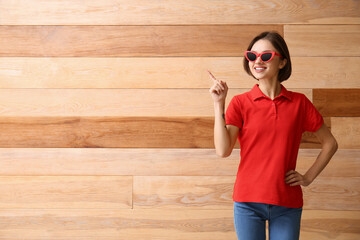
left=225, top=83, right=324, bottom=208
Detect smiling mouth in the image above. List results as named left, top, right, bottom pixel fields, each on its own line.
left=254, top=67, right=266, bottom=72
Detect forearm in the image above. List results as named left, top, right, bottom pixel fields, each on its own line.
left=214, top=101, right=230, bottom=157
left=304, top=139, right=338, bottom=183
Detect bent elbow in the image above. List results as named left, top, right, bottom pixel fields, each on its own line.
left=325, top=137, right=338, bottom=153
left=216, top=149, right=231, bottom=158
left=332, top=138, right=339, bottom=152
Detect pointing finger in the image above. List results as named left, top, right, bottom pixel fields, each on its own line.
left=207, top=70, right=218, bottom=82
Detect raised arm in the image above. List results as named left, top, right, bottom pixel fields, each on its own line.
left=208, top=70, right=239, bottom=157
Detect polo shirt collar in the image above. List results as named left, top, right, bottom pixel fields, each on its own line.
left=250, top=83, right=292, bottom=101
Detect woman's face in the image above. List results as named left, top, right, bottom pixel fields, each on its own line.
left=248, top=39, right=287, bottom=82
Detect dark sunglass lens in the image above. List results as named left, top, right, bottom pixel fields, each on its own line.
left=261, top=53, right=273, bottom=62
left=246, top=52, right=257, bottom=61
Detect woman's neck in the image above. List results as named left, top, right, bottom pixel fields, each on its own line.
left=257, top=80, right=282, bottom=100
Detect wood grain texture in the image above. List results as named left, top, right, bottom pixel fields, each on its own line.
left=0, top=116, right=325, bottom=148
left=332, top=117, right=360, bottom=149
left=133, top=176, right=359, bottom=210
left=285, top=25, right=360, bottom=56
left=0, top=209, right=237, bottom=240
left=0, top=88, right=312, bottom=117
left=0, top=116, right=214, bottom=148
left=296, top=149, right=360, bottom=178
left=0, top=57, right=359, bottom=89
left=0, top=209, right=358, bottom=239
left=313, top=89, right=360, bottom=117
left=0, top=148, right=358, bottom=177
left=301, top=210, right=360, bottom=240
left=0, top=0, right=358, bottom=25
left=289, top=57, right=360, bottom=88
left=303, top=177, right=360, bottom=211
left=0, top=176, right=132, bottom=209
left=0, top=25, right=283, bottom=57
left=0, top=148, right=239, bottom=176
left=134, top=176, right=235, bottom=209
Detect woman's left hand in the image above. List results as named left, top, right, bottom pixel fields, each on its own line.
left=285, top=170, right=312, bottom=187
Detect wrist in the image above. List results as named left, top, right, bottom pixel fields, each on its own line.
left=214, top=101, right=225, bottom=112
left=303, top=172, right=315, bottom=185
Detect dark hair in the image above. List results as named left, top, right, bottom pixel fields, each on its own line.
left=243, top=31, right=291, bottom=83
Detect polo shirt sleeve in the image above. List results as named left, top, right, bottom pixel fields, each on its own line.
left=303, top=95, right=324, bottom=132
left=225, top=96, right=243, bottom=129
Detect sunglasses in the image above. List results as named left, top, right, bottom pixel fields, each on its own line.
left=245, top=51, right=283, bottom=63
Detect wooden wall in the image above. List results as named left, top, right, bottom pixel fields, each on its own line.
left=0, top=1, right=359, bottom=239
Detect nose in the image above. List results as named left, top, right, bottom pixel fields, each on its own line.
left=255, top=55, right=263, bottom=64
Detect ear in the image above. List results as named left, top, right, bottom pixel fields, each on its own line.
left=279, top=58, right=287, bottom=69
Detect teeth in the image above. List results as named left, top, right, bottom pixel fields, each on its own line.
left=255, top=68, right=265, bottom=70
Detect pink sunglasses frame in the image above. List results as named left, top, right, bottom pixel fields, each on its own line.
left=245, top=51, right=283, bottom=63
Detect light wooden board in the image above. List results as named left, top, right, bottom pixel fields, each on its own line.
left=301, top=210, right=360, bottom=240
left=0, top=88, right=312, bottom=117
left=332, top=117, right=360, bottom=149
left=134, top=176, right=235, bottom=209
left=0, top=176, right=132, bottom=209
left=0, top=209, right=358, bottom=239
left=0, top=208, right=237, bottom=240
left=296, top=149, right=360, bottom=178
left=0, top=0, right=358, bottom=25
left=0, top=149, right=357, bottom=177
left=133, top=176, right=359, bottom=210
left=290, top=57, right=360, bottom=88
left=0, top=57, right=359, bottom=89
left=303, top=177, right=360, bottom=211
left=0, top=148, right=239, bottom=176
left=0, top=25, right=283, bottom=57
left=0, top=116, right=324, bottom=148
left=285, top=25, right=360, bottom=56
left=313, top=89, right=360, bottom=117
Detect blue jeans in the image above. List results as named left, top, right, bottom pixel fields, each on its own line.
left=233, top=201, right=302, bottom=240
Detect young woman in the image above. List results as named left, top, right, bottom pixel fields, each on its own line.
left=209, top=31, right=338, bottom=240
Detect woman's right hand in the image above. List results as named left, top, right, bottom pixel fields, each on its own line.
left=208, top=70, right=228, bottom=103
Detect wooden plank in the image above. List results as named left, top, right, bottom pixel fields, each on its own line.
left=133, top=176, right=359, bottom=210
left=0, top=25, right=283, bottom=57
left=303, top=177, right=360, bottom=211
left=301, top=210, right=360, bottom=240
left=0, top=209, right=358, bottom=239
left=0, top=116, right=214, bottom=148
left=1, top=57, right=359, bottom=89
left=0, top=0, right=358, bottom=25
left=313, top=89, right=360, bottom=117
left=285, top=25, right=360, bottom=56
left=0, top=209, right=360, bottom=240
left=0, top=88, right=312, bottom=117
left=0, top=208, right=237, bottom=240
left=0, top=176, right=132, bottom=209
left=0, top=57, right=252, bottom=89
left=332, top=117, right=360, bottom=149
left=134, top=176, right=236, bottom=209
left=289, top=57, right=360, bottom=88
left=0, top=148, right=239, bottom=176
left=0, top=148, right=357, bottom=177
left=296, top=149, right=360, bottom=178
left=0, top=116, right=324, bottom=148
